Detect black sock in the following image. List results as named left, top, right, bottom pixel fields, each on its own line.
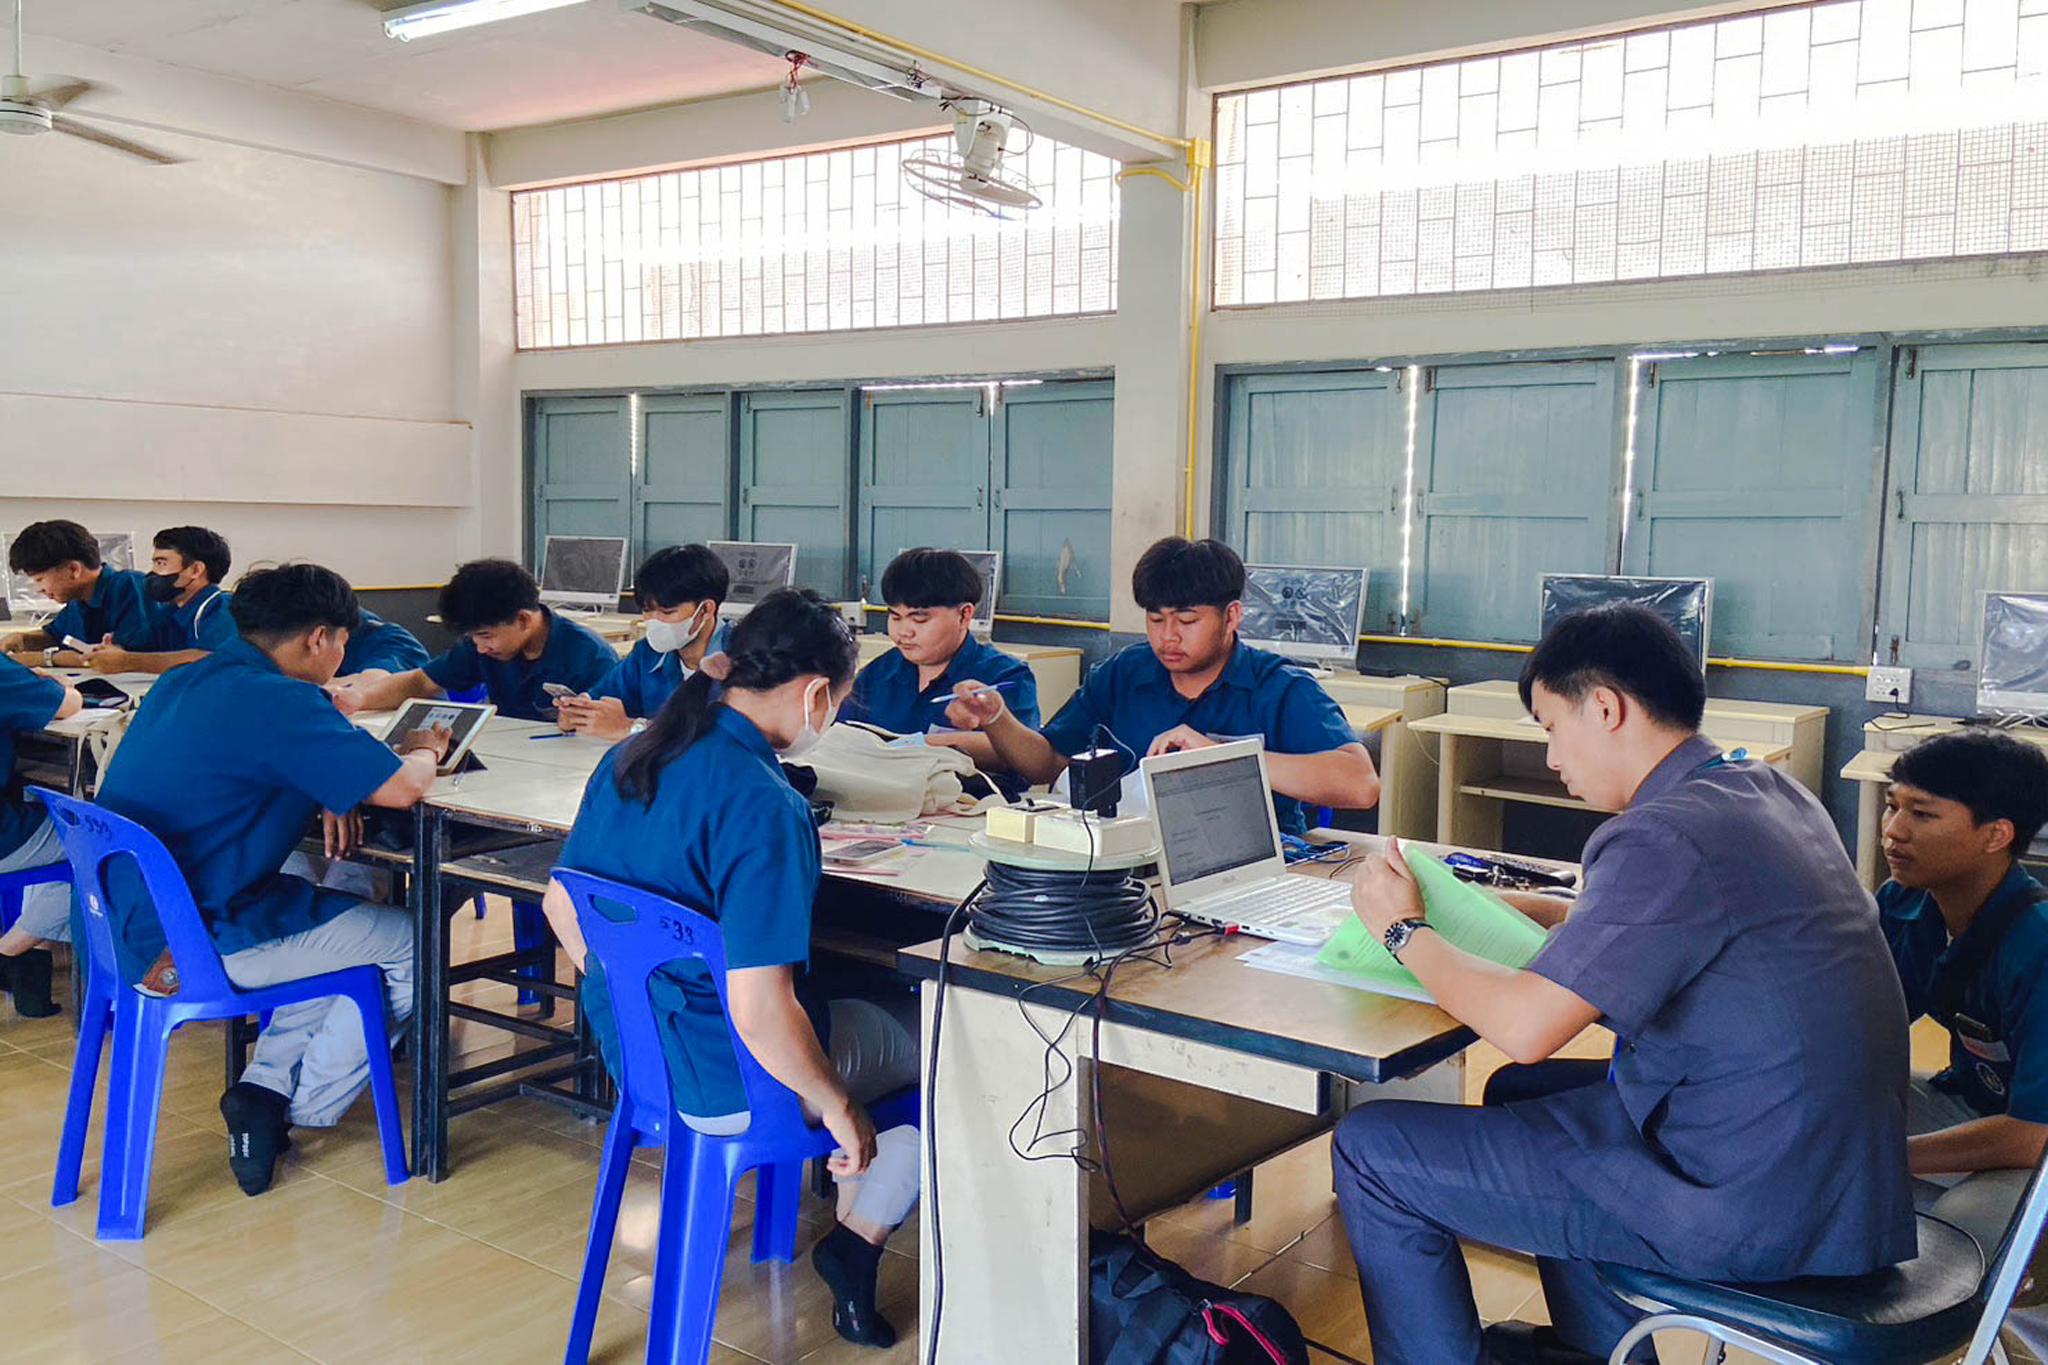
left=4, top=950, right=59, bottom=1018
left=811, top=1223, right=896, bottom=1348
left=219, top=1082, right=292, bottom=1197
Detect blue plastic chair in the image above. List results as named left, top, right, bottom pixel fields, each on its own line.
left=0, top=861, right=70, bottom=935
left=31, top=788, right=409, bottom=1240
left=552, top=869, right=917, bottom=1365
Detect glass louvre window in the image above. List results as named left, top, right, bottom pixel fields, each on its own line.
left=513, top=131, right=1120, bottom=348
left=1214, top=0, right=2048, bottom=306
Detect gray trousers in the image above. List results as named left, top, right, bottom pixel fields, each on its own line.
left=1909, top=1075, right=2046, bottom=1353
left=687, top=994, right=921, bottom=1231
left=221, top=901, right=413, bottom=1128
left=1, top=815, right=72, bottom=942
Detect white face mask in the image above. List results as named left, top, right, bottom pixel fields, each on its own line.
left=643, top=605, right=708, bottom=655
left=776, top=677, right=837, bottom=760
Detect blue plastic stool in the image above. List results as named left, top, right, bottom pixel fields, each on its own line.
left=552, top=869, right=917, bottom=1365
left=31, top=788, right=409, bottom=1240
left=0, top=861, right=70, bottom=935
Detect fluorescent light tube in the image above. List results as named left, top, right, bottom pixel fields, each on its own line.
left=383, top=0, right=590, bottom=41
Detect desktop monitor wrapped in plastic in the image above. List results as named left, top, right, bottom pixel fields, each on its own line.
left=538, top=535, right=628, bottom=611
left=96, top=533, right=138, bottom=575
left=710, top=541, right=798, bottom=619
left=1240, top=565, right=1368, bottom=666
left=1539, top=574, right=1713, bottom=672
left=1979, top=591, right=2048, bottom=720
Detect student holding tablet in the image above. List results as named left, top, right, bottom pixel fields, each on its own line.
left=556, top=544, right=730, bottom=741
left=336, top=558, right=614, bottom=723
left=95, top=563, right=450, bottom=1197
left=842, top=548, right=1038, bottom=797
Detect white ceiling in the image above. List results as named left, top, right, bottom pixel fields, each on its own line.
left=20, top=0, right=799, bottom=132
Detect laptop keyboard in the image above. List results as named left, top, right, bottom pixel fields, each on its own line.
left=1186, top=876, right=1354, bottom=946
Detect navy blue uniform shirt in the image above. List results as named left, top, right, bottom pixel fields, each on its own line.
left=0, top=655, right=66, bottom=861
left=558, top=706, right=822, bottom=1118
left=1040, top=639, right=1356, bottom=833
left=49, top=569, right=154, bottom=651
left=1523, top=735, right=1916, bottom=1279
left=96, top=639, right=403, bottom=984
left=421, top=607, right=615, bottom=721
left=587, top=622, right=731, bottom=719
left=149, top=584, right=236, bottom=653
left=340, top=609, right=429, bottom=676
left=1882, top=865, right=2048, bottom=1123
left=842, top=634, right=1041, bottom=797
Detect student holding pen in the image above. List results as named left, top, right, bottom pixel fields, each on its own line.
left=840, top=548, right=1039, bottom=797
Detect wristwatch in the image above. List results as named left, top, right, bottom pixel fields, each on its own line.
left=43, top=646, right=59, bottom=667
left=1383, top=917, right=1434, bottom=961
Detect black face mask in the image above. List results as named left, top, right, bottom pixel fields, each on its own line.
left=143, top=572, right=184, bottom=603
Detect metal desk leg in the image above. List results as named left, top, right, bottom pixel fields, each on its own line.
left=410, top=803, right=451, bottom=1181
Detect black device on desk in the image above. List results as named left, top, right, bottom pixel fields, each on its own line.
left=75, top=677, right=131, bottom=710
left=1442, top=850, right=1577, bottom=891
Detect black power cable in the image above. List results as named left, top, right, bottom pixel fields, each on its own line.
left=969, top=860, right=1156, bottom=957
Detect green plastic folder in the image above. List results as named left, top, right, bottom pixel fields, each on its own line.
left=1313, top=844, right=1551, bottom=1001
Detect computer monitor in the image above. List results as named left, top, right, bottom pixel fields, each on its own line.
left=1539, top=574, right=1713, bottom=673
left=96, top=532, right=137, bottom=575
left=709, top=541, right=798, bottom=621
left=1978, top=591, right=2048, bottom=720
left=1239, top=564, right=1368, bottom=666
left=537, top=535, right=629, bottom=612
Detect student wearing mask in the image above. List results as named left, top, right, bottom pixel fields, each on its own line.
left=556, top=544, right=730, bottom=742
left=1335, top=604, right=1914, bottom=1365
left=82, top=525, right=236, bottom=675
left=1878, top=730, right=2048, bottom=1345
left=94, top=563, right=448, bottom=1196
left=335, top=558, right=614, bottom=723
left=541, top=589, right=918, bottom=1349
left=946, top=536, right=1377, bottom=831
left=0, top=655, right=82, bottom=1017
left=2, top=519, right=154, bottom=668
left=841, top=548, right=1039, bottom=797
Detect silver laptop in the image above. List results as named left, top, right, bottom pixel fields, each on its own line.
left=1138, top=738, right=1355, bottom=946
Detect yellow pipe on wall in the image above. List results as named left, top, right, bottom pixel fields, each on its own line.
left=1359, top=633, right=1872, bottom=677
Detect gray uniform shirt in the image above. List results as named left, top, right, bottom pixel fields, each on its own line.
left=1520, top=734, right=1916, bottom=1279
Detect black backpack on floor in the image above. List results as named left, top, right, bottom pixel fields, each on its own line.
left=1089, top=1232, right=1311, bottom=1365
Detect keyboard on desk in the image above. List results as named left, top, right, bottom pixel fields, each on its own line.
left=1177, top=875, right=1354, bottom=946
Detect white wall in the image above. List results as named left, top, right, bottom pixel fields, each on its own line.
left=0, top=50, right=475, bottom=590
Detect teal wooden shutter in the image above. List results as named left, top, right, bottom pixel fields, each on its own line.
left=1412, top=361, right=1618, bottom=642
left=1881, top=343, right=2048, bottom=670
left=635, top=393, right=733, bottom=568
left=993, top=380, right=1114, bottom=620
left=1220, top=369, right=1407, bottom=632
left=1625, top=351, right=1883, bottom=661
left=529, top=396, right=630, bottom=564
left=736, top=389, right=855, bottom=599
left=858, top=389, right=991, bottom=600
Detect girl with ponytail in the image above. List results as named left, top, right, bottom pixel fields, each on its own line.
left=542, top=588, right=918, bottom=1348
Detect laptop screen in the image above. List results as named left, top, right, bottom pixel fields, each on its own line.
left=1150, top=752, right=1280, bottom=887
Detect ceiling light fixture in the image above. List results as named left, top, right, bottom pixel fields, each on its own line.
left=382, top=0, right=591, bottom=42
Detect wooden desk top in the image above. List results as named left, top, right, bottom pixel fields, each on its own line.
left=899, top=930, right=1475, bottom=1084
left=1340, top=703, right=1403, bottom=735
left=1842, top=748, right=1897, bottom=784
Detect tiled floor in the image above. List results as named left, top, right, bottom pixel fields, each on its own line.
left=0, top=907, right=2026, bottom=1364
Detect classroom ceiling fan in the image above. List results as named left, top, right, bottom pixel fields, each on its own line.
left=902, top=99, right=1043, bottom=216
left=0, top=0, right=183, bottom=164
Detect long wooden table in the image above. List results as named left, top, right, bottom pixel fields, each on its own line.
left=901, top=827, right=1529, bottom=1363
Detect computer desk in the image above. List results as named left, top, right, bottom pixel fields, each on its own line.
left=899, top=826, right=1546, bottom=1363
left=1839, top=715, right=2048, bottom=887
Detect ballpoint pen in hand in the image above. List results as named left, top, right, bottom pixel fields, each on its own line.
left=927, top=680, right=1016, bottom=705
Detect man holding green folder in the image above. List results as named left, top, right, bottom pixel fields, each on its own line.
left=1330, top=604, right=1914, bottom=1365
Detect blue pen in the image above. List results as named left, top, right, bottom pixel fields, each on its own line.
left=529, top=731, right=574, bottom=740
left=927, top=681, right=1016, bottom=705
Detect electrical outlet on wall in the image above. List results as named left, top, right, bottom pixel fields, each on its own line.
left=1867, top=666, right=1914, bottom=707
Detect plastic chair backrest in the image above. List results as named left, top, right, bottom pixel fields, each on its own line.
left=29, top=787, right=235, bottom=999
left=551, top=868, right=809, bottom=1145
left=1958, top=1139, right=2048, bottom=1363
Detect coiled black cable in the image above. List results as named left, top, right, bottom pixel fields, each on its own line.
left=967, top=860, right=1156, bottom=956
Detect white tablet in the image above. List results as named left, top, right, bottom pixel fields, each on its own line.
left=383, top=699, right=496, bottom=776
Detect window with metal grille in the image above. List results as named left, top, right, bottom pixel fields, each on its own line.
left=1213, top=0, right=2048, bottom=307
left=513, top=131, right=1120, bottom=349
